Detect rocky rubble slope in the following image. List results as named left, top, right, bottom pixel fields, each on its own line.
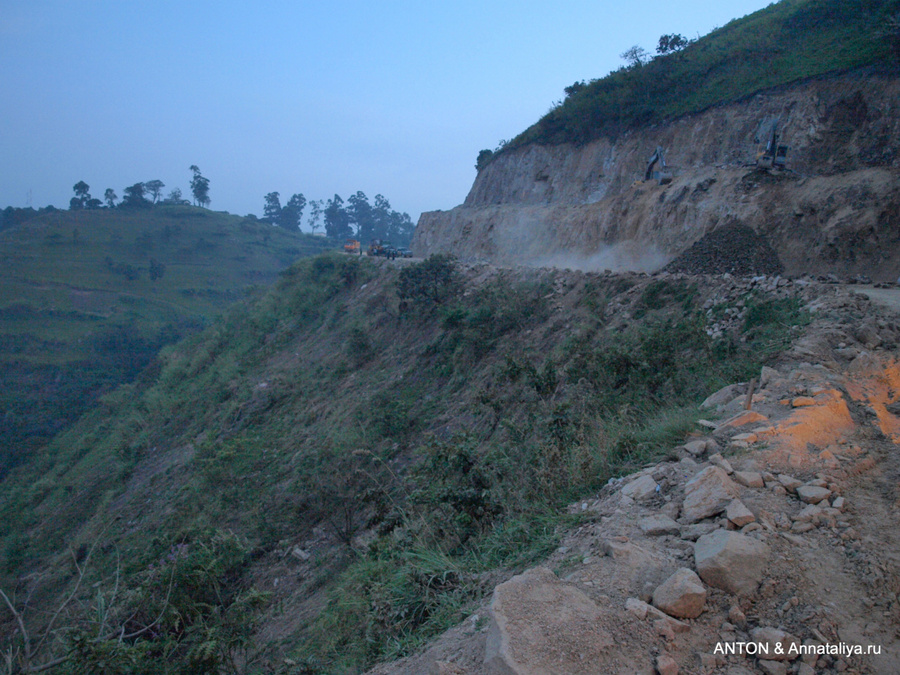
left=413, top=69, right=900, bottom=281
left=366, top=281, right=900, bottom=675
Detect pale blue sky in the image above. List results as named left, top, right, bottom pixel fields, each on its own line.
left=1, top=0, right=775, bottom=226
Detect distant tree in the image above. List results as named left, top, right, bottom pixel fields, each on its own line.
left=263, top=192, right=282, bottom=224
left=347, top=191, right=373, bottom=240
left=656, top=33, right=689, bottom=54
left=2, top=206, right=38, bottom=230
left=104, top=188, right=117, bottom=208
left=376, top=195, right=415, bottom=246
left=388, top=210, right=415, bottom=246
left=371, top=194, right=392, bottom=241
left=70, top=181, right=91, bottom=210
left=564, top=80, right=586, bottom=97
left=307, top=199, right=324, bottom=235
left=121, top=182, right=150, bottom=208
left=144, top=179, right=165, bottom=203
left=620, top=45, right=649, bottom=67
left=85, top=197, right=103, bottom=209
left=289, top=192, right=306, bottom=217
left=324, top=194, right=352, bottom=240
left=189, top=165, right=210, bottom=207
left=278, top=193, right=306, bottom=231
left=162, top=187, right=188, bottom=204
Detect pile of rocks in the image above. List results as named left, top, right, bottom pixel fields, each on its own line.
left=476, top=369, right=880, bottom=673
left=663, top=222, right=784, bottom=276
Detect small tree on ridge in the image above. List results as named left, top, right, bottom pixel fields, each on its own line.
left=189, top=165, right=210, bottom=208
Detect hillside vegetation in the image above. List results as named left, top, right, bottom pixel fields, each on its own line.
left=485, top=0, right=900, bottom=160
left=0, top=254, right=812, bottom=673
left=0, top=206, right=333, bottom=475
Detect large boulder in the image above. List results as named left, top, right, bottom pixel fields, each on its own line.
left=485, top=567, right=612, bottom=675
left=656, top=653, right=679, bottom=675
left=733, top=470, right=765, bottom=488
left=651, top=567, right=707, bottom=619
left=639, top=514, right=681, bottom=536
left=726, top=499, right=756, bottom=527
left=621, top=474, right=659, bottom=502
left=682, top=466, right=739, bottom=523
left=796, top=485, right=832, bottom=504
left=694, top=530, right=770, bottom=596
left=700, top=383, right=744, bottom=409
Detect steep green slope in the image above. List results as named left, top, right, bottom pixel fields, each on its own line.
left=0, top=206, right=334, bottom=474
left=0, top=254, right=811, bottom=673
left=491, top=0, right=900, bottom=156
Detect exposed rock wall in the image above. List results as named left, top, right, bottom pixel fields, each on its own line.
left=414, top=68, right=900, bottom=280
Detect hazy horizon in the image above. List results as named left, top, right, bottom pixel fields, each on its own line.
left=2, top=0, right=774, bottom=228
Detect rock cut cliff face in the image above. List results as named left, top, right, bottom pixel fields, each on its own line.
left=413, top=68, right=900, bottom=280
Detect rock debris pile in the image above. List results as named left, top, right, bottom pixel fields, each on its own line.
left=663, top=222, right=784, bottom=277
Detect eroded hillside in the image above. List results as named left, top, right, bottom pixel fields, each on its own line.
left=3, top=252, right=899, bottom=674
left=414, top=69, right=900, bottom=280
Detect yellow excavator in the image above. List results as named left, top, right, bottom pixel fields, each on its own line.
left=755, top=118, right=789, bottom=169
left=645, top=146, right=673, bottom=185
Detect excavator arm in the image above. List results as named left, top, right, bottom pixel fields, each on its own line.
left=645, top=146, right=673, bottom=185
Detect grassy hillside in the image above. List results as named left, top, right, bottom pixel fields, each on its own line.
left=0, top=254, right=811, bottom=673
left=0, top=205, right=334, bottom=475
left=489, top=0, right=900, bottom=157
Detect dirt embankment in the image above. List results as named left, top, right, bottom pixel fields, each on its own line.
left=413, top=69, right=900, bottom=281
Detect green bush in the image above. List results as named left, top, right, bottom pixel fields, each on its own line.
left=295, top=548, right=474, bottom=671
left=115, top=530, right=269, bottom=674
left=634, top=279, right=697, bottom=318
left=346, top=325, right=374, bottom=367
left=409, top=436, right=504, bottom=549
left=742, top=295, right=811, bottom=354
left=425, top=277, right=549, bottom=366
left=564, top=315, right=713, bottom=414
left=397, top=255, right=460, bottom=314
left=743, top=295, right=807, bottom=330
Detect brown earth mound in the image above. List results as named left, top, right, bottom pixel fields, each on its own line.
left=663, top=221, right=784, bottom=276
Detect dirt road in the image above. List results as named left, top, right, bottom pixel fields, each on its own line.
left=856, top=286, right=900, bottom=314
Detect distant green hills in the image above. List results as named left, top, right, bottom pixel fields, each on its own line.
left=0, top=205, right=334, bottom=474
left=482, top=0, right=900, bottom=162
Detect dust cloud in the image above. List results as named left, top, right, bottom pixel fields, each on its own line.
left=525, top=243, right=671, bottom=273
left=481, top=208, right=672, bottom=273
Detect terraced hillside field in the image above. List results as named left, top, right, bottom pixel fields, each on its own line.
left=0, top=205, right=334, bottom=474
